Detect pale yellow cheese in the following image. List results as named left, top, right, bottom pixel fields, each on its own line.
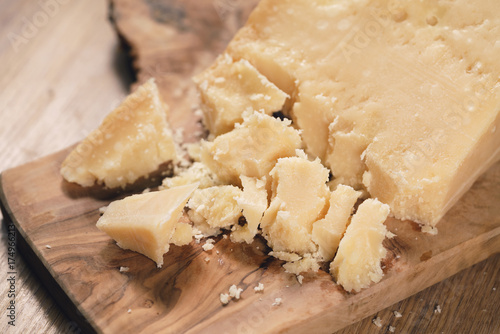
left=330, top=198, right=391, bottom=292
left=193, top=54, right=289, bottom=136
left=261, top=156, right=330, bottom=255
left=61, top=78, right=178, bottom=188
left=161, top=162, right=220, bottom=190
left=231, top=176, right=268, bottom=243
left=187, top=185, right=243, bottom=231
left=217, top=0, right=500, bottom=226
left=282, top=254, right=321, bottom=275
left=201, top=111, right=302, bottom=186
left=312, top=185, right=362, bottom=261
left=96, top=183, right=198, bottom=267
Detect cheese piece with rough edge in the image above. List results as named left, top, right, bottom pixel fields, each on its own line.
left=96, top=183, right=199, bottom=268
left=201, top=111, right=302, bottom=186
left=312, top=184, right=362, bottom=261
left=193, top=54, right=289, bottom=136
left=61, top=78, right=178, bottom=188
left=171, top=222, right=194, bottom=247
left=161, top=162, right=221, bottom=190
left=218, top=0, right=500, bottom=226
left=330, top=198, right=391, bottom=292
left=187, top=185, right=243, bottom=230
left=261, top=156, right=330, bottom=255
left=231, top=176, right=268, bottom=243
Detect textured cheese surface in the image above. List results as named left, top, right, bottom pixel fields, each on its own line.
left=61, top=79, right=178, bottom=188
left=194, top=54, right=289, bottom=136
left=96, top=183, right=198, bottom=267
left=215, top=0, right=500, bottom=226
left=187, top=185, right=243, bottom=230
left=161, top=162, right=220, bottom=190
left=231, top=176, right=269, bottom=243
left=201, top=111, right=302, bottom=186
left=330, top=198, right=390, bottom=292
left=312, top=185, right=362, bottom=261
left=261, top=156, right=330, bottom=255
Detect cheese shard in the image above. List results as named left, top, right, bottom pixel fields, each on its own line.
left=261, top=156, right=330, bottom=255
left=330, top=198, right=391, bottom=292
left=231, top=176, right=268, bottom=243
left=201, top=111, right=302, bottom=186
left=217, top=0, right=500, bottom=226
left=312, top=185, right=362, bottom=261
left=187, top=185, right=243, bottom=231
left=193, top=54, right=289, bottom=136
left=61, top=79, right=178, bottom=188
left=96, top=183, right=199, bottom=267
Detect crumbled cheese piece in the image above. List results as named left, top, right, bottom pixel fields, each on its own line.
left=435, top=305, right=442, bottom=314
left=422, top=225, right=438, bottom=235
left=162, top=162, right=220, bottom=190
left=389, top=325, right=396, bottom=333
left=96, top=183, right=199, bottom=267
left=204, top=257, right=210, bottom=263
left=202, top=243, right=215, bottom=251
left=283, top=254, right=320, bottom=275
left=330, top=199, right=390, bottom=292
left=297, top=275, right=304, bottom=285
left=228, top=285, right=243, bottom=300
left=372, top=316, right=382, bottom=328
left=45, top=245, right=52, bottom=249
left=272, top=298, right=282, bottom=306
left=193, top=56, right=288, bottom=136
left=394, top=311, right=402, bottom=318
left=127, top=309, right=132, bottom=314
left=98, top=206, right=107, bottom=214
left=254, top=283, right=264, bottom=292
left=61, top=79, right=178, bottom=188
left=200, top=111, right=301, bottom=186
left=220, top=293, right=230, bottom=305
left=119, top=266, right=129, bottom=273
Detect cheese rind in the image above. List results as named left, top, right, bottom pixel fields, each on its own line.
left=330, top=198, right=390, bottom=292
left=261, top=156, right=330, bottom=255
left=61, top=79, right=178, bottom=188
left=194, top=54, right=289, bottom=136
left=201, top=111, right=302, bottom=186
left=218, top=0, right=500, bottom=226
left=96, top=183, right=199, bottom=267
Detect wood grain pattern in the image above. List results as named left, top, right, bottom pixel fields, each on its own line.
left=1, top=0, right=499, bottom=333
left=1, top=150, right=499, bottom=333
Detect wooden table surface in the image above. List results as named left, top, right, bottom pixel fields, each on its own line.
left=0, top=0, right=498, bottom=333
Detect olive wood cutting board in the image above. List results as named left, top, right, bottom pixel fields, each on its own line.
left=1, top=0, right=500, bottom=333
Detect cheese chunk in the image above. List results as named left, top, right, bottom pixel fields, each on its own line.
left=193, top=54, right=289, bottom=136
left=330, top=198, right=390, bottom=292
left=61, top=79, right=178, bottom=188
left=201, top=111, right=302, bottom=186
left=261, top=156, right=330, bottom=255
left=96, top=183, right=198, bottom=267
left=187, top=185, right=243, bottom=231
left=217, top=0, right=500, bottom=226
left=161, top=162, right=220, bottom=190
left=312, top=185, right=362, bottom=261
left=231, top=176, right=268, bottom=243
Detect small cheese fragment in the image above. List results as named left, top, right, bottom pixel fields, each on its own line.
left=231, top=176, right=268, bottom=243
left=312, top=185, right=362, bottom=261
left=282, top=254, right=320, bottom=275
left=201, top=111, right=302, bottom=186
left=261, top=156, right=330, bottom=255
left=330, top=198, right=391, bottom=292
left=187, top=185, right=243, bottom=231
left=170, top=222, right=194, bottom=247
left=61, top=79, right=178, bottom=188
left=193, top=54, right=288, bottom=136
left=96, top=183, right=199, bottom=267
left=218, top=0, right=500, bottom=226
left=161, top=162, right=220, bottom=190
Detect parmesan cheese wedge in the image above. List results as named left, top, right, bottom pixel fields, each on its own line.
left=96, top=183, right=199, bottom=267
left=330, top=198, right=391, bottom=292
left=202, top=0, right=500, bottom=227
left=61, top=78, right=178, bottom=188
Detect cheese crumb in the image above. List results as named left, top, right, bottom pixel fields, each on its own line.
left=202, top=238, right=216, bottom=251
left=99, top=206, right=107, bottom=214
left=228, top=284, right=243, bottom=299
left=389, top=325, right=396, bottom=332
left=220, top=293, right=230, bottom=305
left=45, top=245, right=52, bottom=249
left=204, top=257, right=210, bottom=263
left=372, top=316, right=382, bottom=328
left=435, top=305, right=442, bottom=314
left=297, top=275, right=304, bottom=285
left=119, top=266, right=129, bottom=273
left=254, top=283, right=265, bottom=292
left=127, top=309, right=132, bottom=314
left=272, top=298, right=282, bottom=306
left=394, top=311, right=402, bottom=318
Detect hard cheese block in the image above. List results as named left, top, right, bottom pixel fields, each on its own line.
left=96, top=183, right=199, bottom=267
left=200, top=0, right=500, bottom=226
left=61, top=79, right=178, bottom=188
